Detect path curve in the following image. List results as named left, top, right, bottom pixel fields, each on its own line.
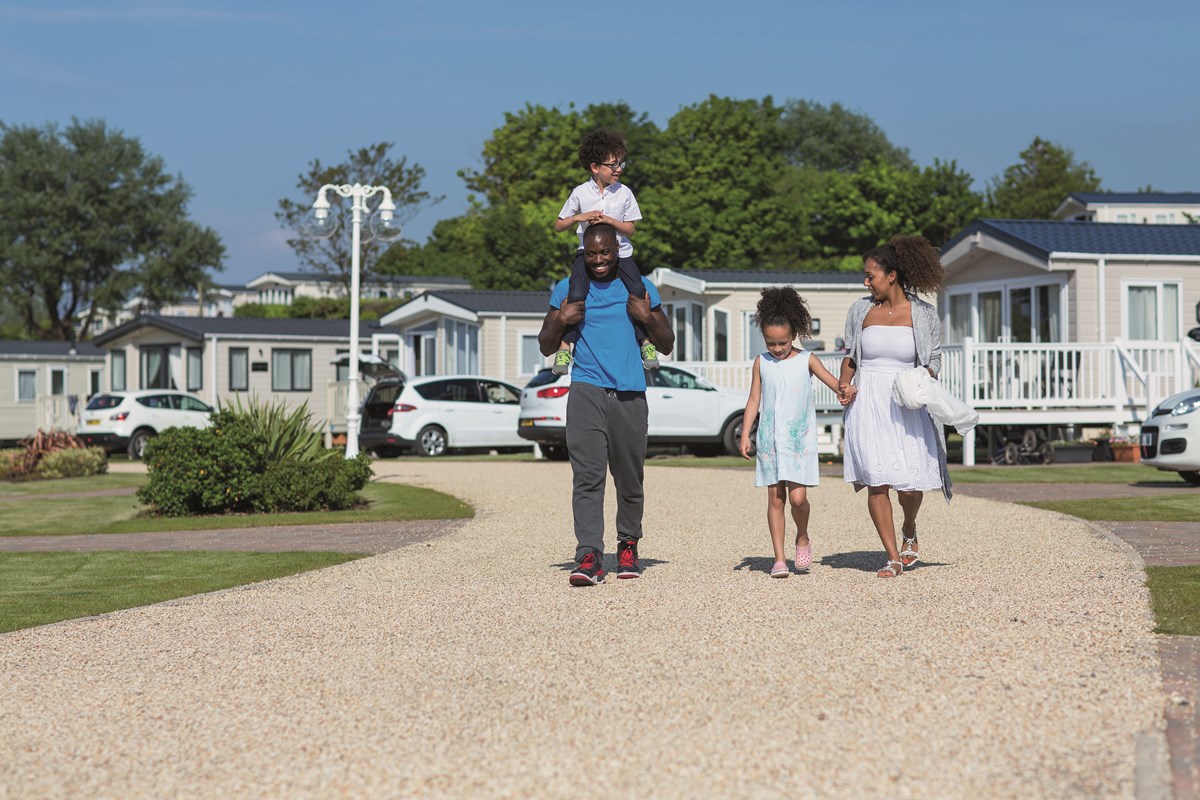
left=0, top=461, right=1163, bottom=799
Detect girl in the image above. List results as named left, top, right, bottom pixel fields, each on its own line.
left=739, top=287, right=844, bottom=578
left=838, top=234, right=949, bottom=578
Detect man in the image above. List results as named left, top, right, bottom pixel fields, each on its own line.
left=538, top=223, right=675, bottom=586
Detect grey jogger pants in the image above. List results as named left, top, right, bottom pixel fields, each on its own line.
left=565, top=382, right=648, bottom=561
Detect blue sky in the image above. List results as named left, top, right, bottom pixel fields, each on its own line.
left=2, top=1, right=1197, bottom=284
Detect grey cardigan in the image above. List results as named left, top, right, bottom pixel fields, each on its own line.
left=842, top=293, right=952, bottom=501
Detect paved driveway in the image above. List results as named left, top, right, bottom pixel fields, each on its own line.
left=0, top=461, right=1164, bottom=798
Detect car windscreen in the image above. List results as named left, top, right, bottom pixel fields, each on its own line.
left=85, top=395, right=125, bottom=410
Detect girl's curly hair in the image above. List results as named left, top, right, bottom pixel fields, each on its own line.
left=754, top=286, right=813, bottom=339
left=578, top=127, right=627, bottom=170
left=863, top=234, right=945, bottom=294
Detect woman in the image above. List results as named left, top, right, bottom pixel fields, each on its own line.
left=839, top=235, right=950, bottom=578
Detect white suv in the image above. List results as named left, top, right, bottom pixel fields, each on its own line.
left=358, top=374, right=532, bottom=457
left=518, top=364, right=750, bottom=460
left=77, top=390, right=214, bottom=459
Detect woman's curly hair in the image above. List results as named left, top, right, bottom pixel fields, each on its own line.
left=754, top=286, right=813, bottom=339
left=578, top=127, right=627, bottom=170
left=863, top=234, right=945, bottom=294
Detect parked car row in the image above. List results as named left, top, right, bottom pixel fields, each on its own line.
left=73, top=364, right=750, bottom=462
left=358, top=363, right=750, bottom=459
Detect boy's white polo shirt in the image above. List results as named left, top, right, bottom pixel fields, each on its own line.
left=558, top=179, right=642, bottom=258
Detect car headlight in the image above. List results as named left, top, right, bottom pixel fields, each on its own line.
left=1170, top=397, right=1200, bottom=416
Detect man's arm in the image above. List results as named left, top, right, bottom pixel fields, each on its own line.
left=537, top=302, right=584, bottom=356
left=627, top=294, right=675, bottom=355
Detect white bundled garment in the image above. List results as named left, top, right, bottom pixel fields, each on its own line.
left=891, top=367, right=979, bottom=435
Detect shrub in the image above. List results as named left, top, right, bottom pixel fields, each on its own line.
left=0, top=448, right=24, bottom=480
left=137, top=400, right=374, bottom=517
left=137, top=414, right=268, bottom=517
left=257, top=454, right=373, bottom=512
left=35, top=447, right=108, bottom=479
left=3, top=431, right=98, bottom=481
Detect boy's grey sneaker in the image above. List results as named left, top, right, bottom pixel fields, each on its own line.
left=640, top=343, right=659, bottom=370
left=617, top=539, right=642, bottom=578
left=552, top=349, right=572, bottom=375
left=569, top=550, right=606, bottom=586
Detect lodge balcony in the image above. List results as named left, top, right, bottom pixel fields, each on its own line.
left=675, top=337, right=1200, bottom=466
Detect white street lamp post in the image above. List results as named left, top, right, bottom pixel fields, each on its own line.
left=302, top=183, right=404, bottom=458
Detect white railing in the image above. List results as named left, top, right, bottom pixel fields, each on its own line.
left=324, top=379, right=368, bottom=437
left=36, top=396, right=81, bottom=433
left=676, top=338, right=1200, bottom=425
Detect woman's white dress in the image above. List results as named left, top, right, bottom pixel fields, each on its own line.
left=843, top=326, right=942, bottom=491
left=755, top=351, right=820, bottom=488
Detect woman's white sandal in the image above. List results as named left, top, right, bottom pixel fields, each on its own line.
left=877, top=559, right=903, bottom=578
left=900, top=536, right=919, bottom=568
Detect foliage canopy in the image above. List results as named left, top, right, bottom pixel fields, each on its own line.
left=0, top=118, right=224, bottom=340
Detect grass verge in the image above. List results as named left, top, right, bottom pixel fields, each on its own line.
left=0, top=551, right=366, bottom=634
left=1021, top=495, right=1200, bottom=522
left=1144, top=566, right=1200, bottom=636
left=948, top=464, right=1168, bottom=484
left=0, top=478, right=471, bottom=537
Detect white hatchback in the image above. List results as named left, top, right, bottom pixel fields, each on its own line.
left=1139, top=388, right=1200, bottom=484
left=518, top=364, right=750, bottom=460
left=77, top=390, right=214, bottom=459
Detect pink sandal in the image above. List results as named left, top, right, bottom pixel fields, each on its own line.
left=770, top=561, right=790, bottom=578
left=794, top=540, right=813, bottom=570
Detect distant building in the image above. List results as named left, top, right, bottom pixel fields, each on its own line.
left=1053, top=192, right=1200, bottom=224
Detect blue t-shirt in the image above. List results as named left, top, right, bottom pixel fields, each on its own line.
left=550, top=275, right=661, bottom=392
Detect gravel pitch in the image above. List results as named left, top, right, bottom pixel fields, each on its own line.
left=0, top=461, right=1164, bottom=799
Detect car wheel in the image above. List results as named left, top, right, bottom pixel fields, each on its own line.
left=415, top=425, right=448, bottom=457
left=127, top=429, right=154, bottom=460
left=721, top=416, right=748, bottom=457
left=542, top=445, right=569, bottom=461
left=1179, top=470, right=1200, bottom=486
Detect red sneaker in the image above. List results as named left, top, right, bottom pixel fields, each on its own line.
left=569, top=551, right=606, bottom=586
left=617, top=539, right=642, bottom=578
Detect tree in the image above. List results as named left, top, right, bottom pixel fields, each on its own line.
left=469, top=201, right=576, bottom=291
left=796, top=159, right=982, bottom=269
left=637, top=95, right=793, bottom=270
left=276, top=143, right=441, bottom=288
left=459, top=102, right=661, bottom=210
left=986, top=137, right=1101, bottom=218
left=779, top=99, right=913, bottom=173
left=459, top=104, right=586, bottom=209
left=0, top=118, right=224, bottom=341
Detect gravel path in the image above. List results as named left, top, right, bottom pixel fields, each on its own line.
left=0, top=461, right=1164, bottom=799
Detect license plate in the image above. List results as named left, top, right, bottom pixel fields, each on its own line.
left=86, top=419, right=100, bottom=426
left=519, top=420, right=533, bottom=427
left=1140, top=432, right=1155, bottom=446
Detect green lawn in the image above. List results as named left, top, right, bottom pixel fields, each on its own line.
left=0, top=551, right=365, bottom=633
left=1021, top=495, right=1200, bottom=522
left=1145, top=566, right=1200, bottom=636
left=0, top=477, right=472, bottom=537
left=948, top=464, right=1169, bottom=484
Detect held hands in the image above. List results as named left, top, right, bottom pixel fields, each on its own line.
left=577, top=210, right=606, bottom=225
left=838, top=383, right=857, bottom=406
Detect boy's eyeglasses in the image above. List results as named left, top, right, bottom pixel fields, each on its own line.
left=599, top=160, right=626, bottom=171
